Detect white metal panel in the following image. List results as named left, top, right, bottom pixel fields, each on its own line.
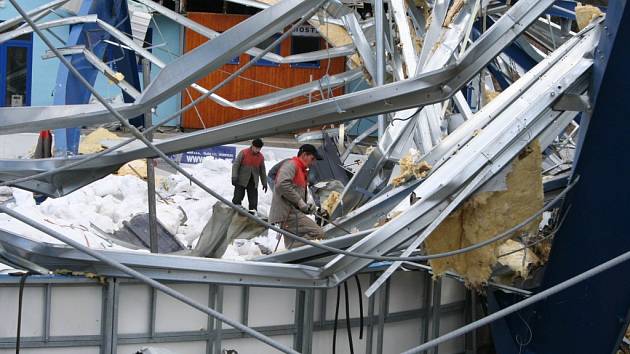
left=130, top=9, right=152, bottom=47
left=154, top=283, right=208, bottom=332
left=60, top=0, right=82, bottom=14
left=0, top=286, right=44, bottom=337
left=50, top=286, right=102, bottom=336
left=387, top=271, right=427, bottom=313
left=312, top=327, right=367, bottom=354
left=440, top=277, right=467, bottom=304
left=0, top=133, right=38, bottom=158
left=247, top=287, right=295, bottom=327
left=437, top=312, right=467, bottom=354
left=383, top=319, right=422, bottom=353
left=118, top=341, right=206, bottom=354
left=219, top=285, right=242, bottom=330
left=222, top=334, right=293, bottom=354
left=117, top=284, right=151, bottom=335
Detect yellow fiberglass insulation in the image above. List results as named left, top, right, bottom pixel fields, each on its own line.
left=391, top=153, right=432, bottom=187
left=322, top=191, right=341, bottom=216
left=444, top=0, right=465, bottom=27
left=496, top=239, right=541, bottom=279
left=117, top=159, right=148, bottom=179
left=575, top=4, right=604, bottom=30
left=423, top=141, right=544, bottom=288
left=78, top=128, right=120, bottom=154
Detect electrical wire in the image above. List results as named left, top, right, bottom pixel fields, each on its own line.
left=390, top=107, right=422, bottom=122
left=333, top=285, right=341, bottom=354
left=354, top=275, right=364, bottom=339
left=14, top=272, right=31, bottom=354
left=343, top=281, right=355, bottom=354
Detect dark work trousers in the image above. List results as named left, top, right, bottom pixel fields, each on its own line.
left=232, top=176, right=258, bottom=210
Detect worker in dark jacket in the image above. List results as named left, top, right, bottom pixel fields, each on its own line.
left=232, top=139, right=267, bottom=211
left=269, top=144, right=325, bottom=248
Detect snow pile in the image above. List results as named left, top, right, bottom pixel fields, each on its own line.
left=0, top=156, right=282, bottom=259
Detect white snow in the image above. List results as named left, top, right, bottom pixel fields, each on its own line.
left=0, top=155, right=284, bottom=259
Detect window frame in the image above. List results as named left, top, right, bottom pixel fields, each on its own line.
left=250, top=33, right=281, bottom=67
left=0, top=35, right=33, bottom=107
left=290, top=35, right=321, bottom=69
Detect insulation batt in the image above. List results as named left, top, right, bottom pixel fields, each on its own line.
left=423, top=141, right=544, bottom=288
left=0, top=157, right=281, bottom=259
left=78, top=127, right=120, bottom=154
left=575, top=3, right=604, bottom=31
left=390, top=149, right=432, bottom=187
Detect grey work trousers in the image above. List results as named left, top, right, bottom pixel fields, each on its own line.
left=281, top=211, right=325, bottom=249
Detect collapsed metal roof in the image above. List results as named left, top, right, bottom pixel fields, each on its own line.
left=0, top=0, right=626, bottom=353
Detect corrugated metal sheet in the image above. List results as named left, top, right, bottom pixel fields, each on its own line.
left=129, top=8, right=152, bottom=47
left=60, top=0, right=83, bottom=15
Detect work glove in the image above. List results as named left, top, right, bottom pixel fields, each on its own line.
left=316, top=207, right=329, bottom=220
left=262, top=185, right=268, bottom=193
left=302, top=202, right=318, bottom=215
left=231, top=178, right=238, bottom=186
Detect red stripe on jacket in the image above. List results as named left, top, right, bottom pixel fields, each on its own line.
left=290, top=157, right=308, bottom=188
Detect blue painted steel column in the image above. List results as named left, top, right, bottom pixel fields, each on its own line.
left=526, top=2, right=630, bottom=354
left=53, top=0, right=140, bottom=156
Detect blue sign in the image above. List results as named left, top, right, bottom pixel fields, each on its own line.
left=179, top=146, right=237, bottom=164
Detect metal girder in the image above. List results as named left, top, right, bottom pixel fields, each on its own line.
left=0, top=229, right=328, bottom=288
left=365, top=106, right=583, bottom=297
left=342, top=12, right=377, bottom=80
left=138, top=0, right=328, bottom=108
left=326, top=40, right=590, bottom=241
left=133, top=0, right=356, bottom=64
left=82, top=48, right=141, bottom=99
left=0, top=0, right=71, bottom=33
left=416, top=0, right=449, bottom=72
left=335, top=0, right=478, bottom=216
left=320, top=24, right=599, bottom=281
left=0, top=0, right=565, bottom=197
left=391, top=0, right=418, bottom=78
left=0, top=15, right=99, bottom=43
left=0, top=0, right=556, bottom=136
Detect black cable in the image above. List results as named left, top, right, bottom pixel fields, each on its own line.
left=15, top=272, right=31, bottom=354
left=344, top=281, right=355, bottom=354
left=354, top=275, right=364, bottom=340
left=390, top=108, right=422, bottom=122
left=333, top=285, right=341, bottom=354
